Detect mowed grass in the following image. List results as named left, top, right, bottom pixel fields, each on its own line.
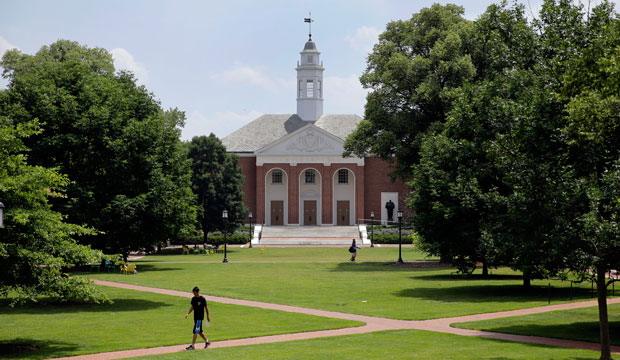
left=0, top=286, right=361, bottom=360
left=143, top=245, right=432, bottom=262
left=455, top=302, right=620, bottom=346
left=134, top=329, right=600, bottom=360
left=84, top=252, right=597, bottom=320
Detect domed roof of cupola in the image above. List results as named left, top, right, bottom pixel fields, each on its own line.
left=303, top=39, right=318, bottom=51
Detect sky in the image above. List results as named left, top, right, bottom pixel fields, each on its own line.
left=1, top=0, right=617, bottom=140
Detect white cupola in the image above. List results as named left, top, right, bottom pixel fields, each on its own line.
left=296, top=35, right=324, bottom=121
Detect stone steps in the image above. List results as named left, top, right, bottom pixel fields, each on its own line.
left=256, top=226, right=364, bottom=246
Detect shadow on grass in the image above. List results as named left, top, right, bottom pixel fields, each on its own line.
left=395, top=284, right=594, bottom=303
left=0, top=298, right=172, bottom=314
left=414, top=273, right=524, bottom=281
left=0, top=338, right=78, bottom=359
left=464, top=321, right=620, bottom=347
left=330, top=262, right=446, bottom=273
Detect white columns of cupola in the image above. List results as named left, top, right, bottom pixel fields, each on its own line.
left=296, top=36, right=324, bottom=122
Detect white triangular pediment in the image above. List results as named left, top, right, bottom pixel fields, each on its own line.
left=256, top=124, right=345, bottom=156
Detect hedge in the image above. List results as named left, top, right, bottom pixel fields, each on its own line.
left=369, top=234, right=417, bottom=244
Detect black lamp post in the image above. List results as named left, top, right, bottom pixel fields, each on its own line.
left=397, top=209, right=404, bottom=264
left=222, top=210, right=228, bottom=263
left=248, top=212, right=253, bottom=248
left=370, top=211, right=374, bottom=248
left=0, top=202, right=4, bottom=229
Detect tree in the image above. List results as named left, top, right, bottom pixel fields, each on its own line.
left=409, top=2, right=539, bottom=276
left=0, top=117, right=107, bottom=305
left=0, top=40, right=196, bottom=259
left=187, top=134, right=246, bottom=243
left=343, top=3, right=477, bottom=180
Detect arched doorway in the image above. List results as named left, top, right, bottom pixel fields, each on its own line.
left=265, top=168, right=288, bottom=225
left=332, top=168, right=355, bottom=226
left=299, top=168, right=322, bottom=225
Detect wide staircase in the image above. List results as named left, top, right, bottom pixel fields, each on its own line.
left=258, top=226, right=361, bottom=246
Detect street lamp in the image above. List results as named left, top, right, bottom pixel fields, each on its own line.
left=222, top=210, right=228, bottom=263
left=248, top=211, right=253, bottom=248
left=0, top=202, right=4, bottom=229
left=397, top=209, right=404, bottom=264
left=370, top=211, right=374, bottom=248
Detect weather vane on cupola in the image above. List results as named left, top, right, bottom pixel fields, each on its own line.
left=304, top=12, right=314, bottom=40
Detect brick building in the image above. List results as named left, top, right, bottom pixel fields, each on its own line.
left=222, top=35, right=406, bottom=227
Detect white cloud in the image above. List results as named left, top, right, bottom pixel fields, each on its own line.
left=182, top=109, right=263, bottom=141
left=324, top=74, right=368, bottom=117
left=110, top=48, right=149, bottom=85
left=211, top=62, right=293, bottom=92
left=344, top=26, right=381, bottom=53
left=0, top=35, right=20, bottom=89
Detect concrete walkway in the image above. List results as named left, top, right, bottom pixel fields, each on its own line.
left=49, top=279, right=620, bottom=360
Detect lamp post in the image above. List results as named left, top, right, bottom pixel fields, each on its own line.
left=0, top=202, right=4, bottom=229
left=370, top=211, right=374, bottom=248
left=397, top=209, right=404, bottom=264
left=248, top=212, right=253, bottom=248
left=222, top=210, right=228, bottom=263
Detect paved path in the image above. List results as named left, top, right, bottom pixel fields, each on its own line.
left=50, top=279, right=620, bottom=360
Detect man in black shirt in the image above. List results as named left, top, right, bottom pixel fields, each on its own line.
left=184, top=286, right=211, bottom=350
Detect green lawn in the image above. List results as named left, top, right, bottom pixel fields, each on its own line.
left=455, top=303, right=620, bottom=346
left=0, top=286, right=361, bottom=360
left=84, top=255, right=596, bottom=320
left=4, top=248, right=610, bottom=359
left=134, top=329, right=600, bottom=360
left=142, top=245, right=432, bottom=262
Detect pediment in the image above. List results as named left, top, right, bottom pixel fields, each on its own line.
left=256, top=124, right=345, bottom=156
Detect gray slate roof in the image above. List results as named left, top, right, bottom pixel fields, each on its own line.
left=222, top=114, right=363, bottom=153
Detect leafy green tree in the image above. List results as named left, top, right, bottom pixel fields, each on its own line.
left=0, top=117, right=107, bottom=305
left=187, top=134, right=246, bottom=243
left=343, top=4, right=477, bottom=179
left=409, top=2, right=538, bottom=276
left=0, top=40, right=196, bottom=259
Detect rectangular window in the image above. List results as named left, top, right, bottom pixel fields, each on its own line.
left=307, top=55, right=313, bottom=63
left=306, top=80, right=314, bottom=98
left=305, top=170, right=315, bottom=184
left=272, top=171, right=282, bottom=184
left=299, top=81, right=303, bottom=98
left=318, top=80, right=321, bottom=97
left=338, top=169, right=349, bottom=184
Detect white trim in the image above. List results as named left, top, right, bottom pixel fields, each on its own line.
left=332, top=167, right=356, bottom=226
left=257, top=155, right=364, bottom=166
left=299, top=167, right=322, bottom=225
left=265, top=168, right=288, bottom=225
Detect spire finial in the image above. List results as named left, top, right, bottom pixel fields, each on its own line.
left=304, top=12, right=313, bottom=40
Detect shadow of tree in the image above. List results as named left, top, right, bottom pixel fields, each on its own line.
left=395, top=284, right=593, bottom=303
left=0, top=338, right=78, bottom=359
left=465, top=321, right=620, bottom=347
left=0, top=298, right=172, bottom=314
left=330, top=262, right=444, bottom=273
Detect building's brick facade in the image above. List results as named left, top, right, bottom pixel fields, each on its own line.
left=237, top=156, right=407, bottom=225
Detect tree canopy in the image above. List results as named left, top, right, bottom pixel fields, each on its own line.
left=0, top=117, right=106, bottom=305
left=0, top=40, right=196, bottom=259
left=343, top=3, right=478, bottom=179
left=187, top=134, right=246, bottom=242
left=401, top=1, right=620, bottom=358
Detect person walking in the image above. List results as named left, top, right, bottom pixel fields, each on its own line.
left=184, top=286, right=211, bottom=350
left=349, top=239, right=361, bottom=262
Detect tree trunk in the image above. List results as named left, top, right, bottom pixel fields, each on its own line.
left=597, top=265, right=612, bottom=360
left=482, top=261, right=489, bottom=277
left=523, top=271, right=531, bottom=288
